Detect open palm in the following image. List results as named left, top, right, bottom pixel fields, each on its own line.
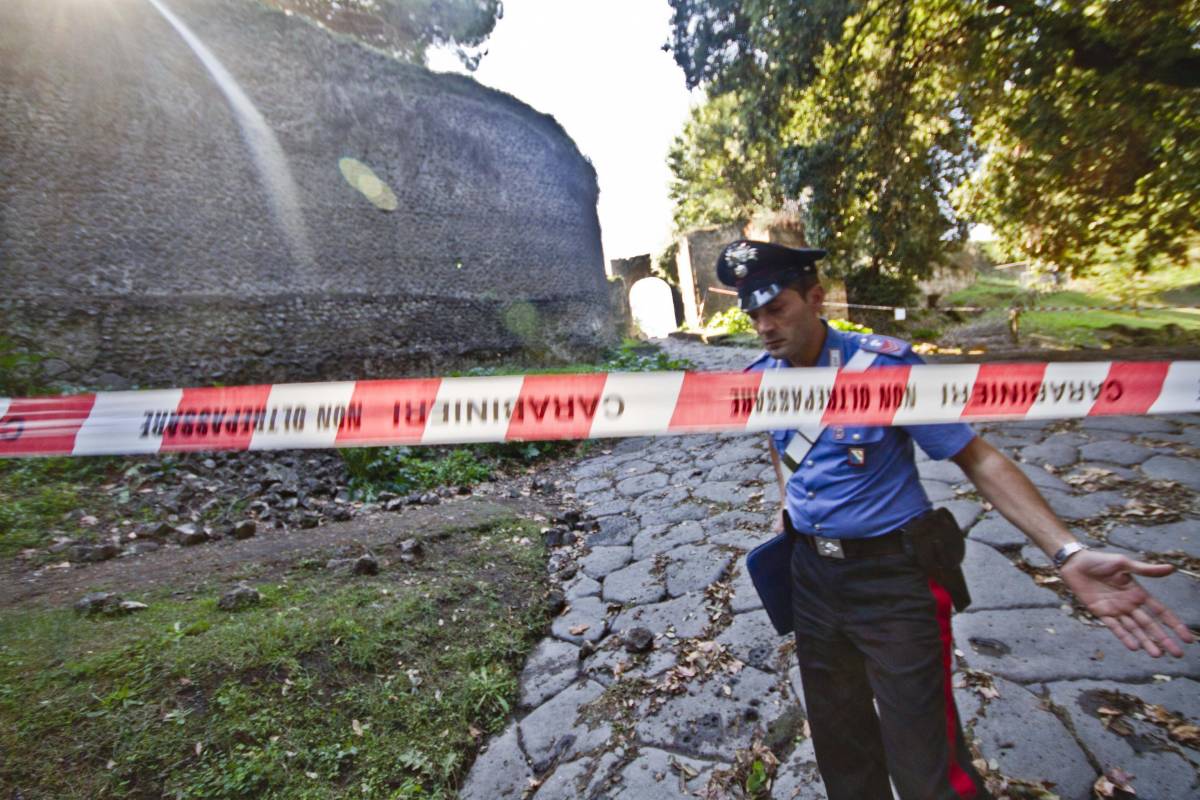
left=1060, top=551, right=1195, bottom=658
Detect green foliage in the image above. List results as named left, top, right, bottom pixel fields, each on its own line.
left=666, top=0, right=1199, bottom=283
left=339, top=446, right=492, bottom=500
left=0, top=457, right=118, bottom=556
left=827, top=318, right=873, bottom=335
left=844, top=265, right=917, bottom=309
left=0, top=519, right=548, bottom=799
left=0, top=335, right=45, bottom=397
left=602, top=341, right=694, bottom=372
left=745, top=758, right=769, bottom=795
left=284, top=0, right=503, bottom=69
left=654, top=240, right=681, bottom=286
left=706, top=306, right=756, bottom=335
left=667, top=92, right=779, bottom=231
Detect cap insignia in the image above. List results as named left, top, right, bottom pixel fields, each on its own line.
left=726, top=242, right=758, bottom=268
left=733, top=264, right=749, bottom=278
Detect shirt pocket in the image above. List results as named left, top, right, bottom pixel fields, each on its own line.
left=829, top=425, right=886, bottom=446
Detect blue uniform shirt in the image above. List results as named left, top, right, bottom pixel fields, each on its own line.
left=747, top=323, right=976, bottom=539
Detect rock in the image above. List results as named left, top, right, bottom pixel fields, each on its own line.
left=607, top=747, right=718, bottom=799
left=418, top=492, right=441, bottom=505
left=68, top=543, right=119, bottom=562
left=623, top=626, right=655, bottom=654
left=519, top=639, right=579, bottom=709
left=74, top=592, right=123, bottom=615
left=729, top=564, right=764, bottom=614
left=174, top=524, right=207, bottom=546
left=715, top=611, right=791, bottom=672
left=631, top=520, right=704, bottom=560
left=615, top=471, right=670, bottom=497
left=543, top=526, right=568, bottom=547
left=955, top=675, right=1096, bottom=800
left=218, top=584, right=261, bottom=611
left=602, top=559, right=666, bottom=606
left=1019, top=441, right=1080, bottom=468
left=968, top=512, right=1027, bottom=549
left=330, top=505, right=353, bottom=521
left=546, top=589, right=567, bottom=616
left=1078, top=440, right=1153, bottom=466
left=611, top=594, right=708, bottom=641
left=120, top=540, right=161, bottom=557
left=1045, top=678, right=1200, bottom=800
left=385, top=497, right=406, bottom=511
left=231, top=520, right=256, bottom=540
left=587, top=515, right=638, bottom=547
left=118, top=600, right=149, bottom=613
left=580, top=546, right=632, bottom=580
left=1107, top=521, right=1199, bottom=558
left=518, top=680, right=609, bottom=773
left=353, top=554, right=379, bottom=575
left=397, top=538, right=423, bottom=563
left=639, top=665, right=789, bottom=758
left=551, top=596, right=608, bottom=644
left=961, top=540, right=1060, bottom=610
left=458, top=722, right=532, bottom=800
left=665, top=544, right=733, bottom=598
left=955, top=608, right=1200, bottom=682
left=1140, top=455, right=1200, bottom=491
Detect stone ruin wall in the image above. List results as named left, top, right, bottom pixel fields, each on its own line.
left=0, top=0, right=617, bottom=390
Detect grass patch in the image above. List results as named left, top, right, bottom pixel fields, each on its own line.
left=0, top=517, right=549, bottom=799
left=945, top=269, right=1200, bottom=347
left=0, top=457, right=125, bottom=556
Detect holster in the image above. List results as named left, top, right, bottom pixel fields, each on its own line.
left=902, top=507, right=972, bottom=612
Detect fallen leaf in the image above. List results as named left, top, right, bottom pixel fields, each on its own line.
left=352, top=719, right=364, bottom=736
left=195, top=742, right=203, bottom=756
left=1169, top=723, right=1200, bottom=747
left=568, top=624, right=590, bottom=635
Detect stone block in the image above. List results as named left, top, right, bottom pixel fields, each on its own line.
left=665, top=544, right=733, bottom=597
left=459, top=721, right=531, bottom=800
left=1045, top=678, right=1200, bottom=800
left=954, top=608, right=1200, bottom=683
left=519, top=639, right=580, bottom=709
left=603, top=558, right=667, bottom=606
left=962, top=540, right=1060, bottom=611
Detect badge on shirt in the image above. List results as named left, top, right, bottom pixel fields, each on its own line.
left=832, top=425, right=846, bottom=441
left=847, top=447, right=866, bottom=467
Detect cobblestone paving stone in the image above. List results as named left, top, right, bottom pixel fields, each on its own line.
left=460, top=339, right=1200, bottom=799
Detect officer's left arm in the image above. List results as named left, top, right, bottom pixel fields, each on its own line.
left=951, top=435, right=1195, bottom=658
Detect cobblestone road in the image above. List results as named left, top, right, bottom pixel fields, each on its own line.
left=462, top=339, right=1200, bottom=800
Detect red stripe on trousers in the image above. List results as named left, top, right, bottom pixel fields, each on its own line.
left=929, top=578, right=978, bottom=799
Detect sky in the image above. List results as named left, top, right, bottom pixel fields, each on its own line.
left=426, top=0, right=698, bottom=265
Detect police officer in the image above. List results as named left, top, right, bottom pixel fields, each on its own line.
left=717, top=240, right=1194, bottom=800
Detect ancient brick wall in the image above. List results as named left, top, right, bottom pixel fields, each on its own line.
left=0, top=0, right=615, bottom=389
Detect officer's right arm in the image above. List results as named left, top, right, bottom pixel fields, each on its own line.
left=767, top=435, right=786, bottom=533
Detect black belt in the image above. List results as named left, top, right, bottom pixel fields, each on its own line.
left=787, top=515, right=906, bottom=560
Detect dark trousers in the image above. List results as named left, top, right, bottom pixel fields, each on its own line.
left=790, top=532, right=991, bottom=800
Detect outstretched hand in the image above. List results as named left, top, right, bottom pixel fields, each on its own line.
left=1060, top=551, right=1196, bottom=658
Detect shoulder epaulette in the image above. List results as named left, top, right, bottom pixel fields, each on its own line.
left=744, top=351, right=775, bottom=372
left=855, top=334, right=911, bottom=358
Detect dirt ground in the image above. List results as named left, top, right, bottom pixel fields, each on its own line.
left=0, top=496, right=556, bottom=609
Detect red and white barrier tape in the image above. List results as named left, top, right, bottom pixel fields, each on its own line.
left=1, top=361, right=1197, bottom=458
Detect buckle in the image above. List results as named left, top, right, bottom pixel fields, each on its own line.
left=814, top=536, right=845, bottom=559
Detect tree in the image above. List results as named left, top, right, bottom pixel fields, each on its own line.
left=666, top=0, right=1200, bottom=282
left=275, top=0, right=503, bottom=68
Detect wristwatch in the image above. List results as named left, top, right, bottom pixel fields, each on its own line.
left=1052, top=541, right=1090, bottom=569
